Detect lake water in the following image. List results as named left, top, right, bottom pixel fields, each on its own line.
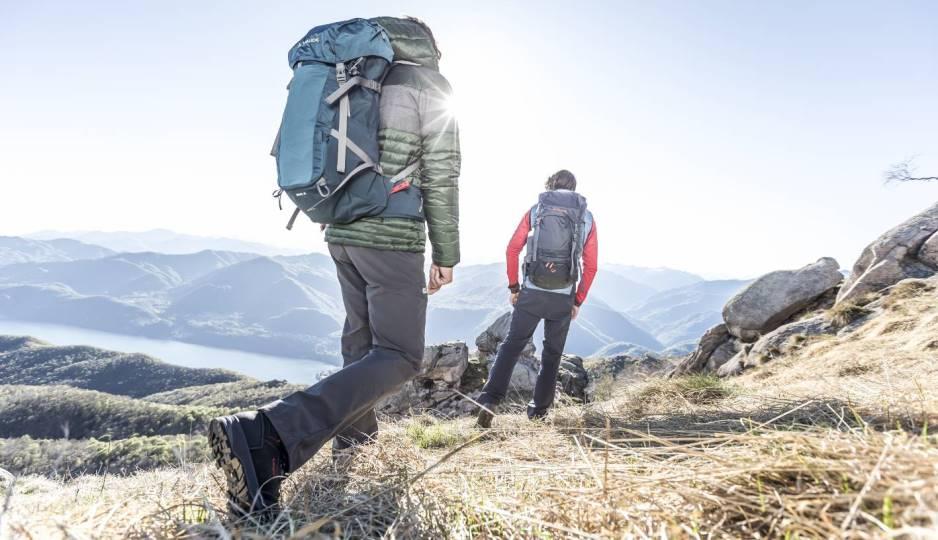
left=0, top=320, right=337, bottom=384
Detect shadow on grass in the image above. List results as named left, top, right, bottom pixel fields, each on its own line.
left=552, top=397, right=937, bottom=450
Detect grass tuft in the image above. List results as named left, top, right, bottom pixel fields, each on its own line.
left=405, top=416, right=470, bottom=449
left=884, top=279, right=936, bottom=309
left=827, top=300, right=873, bottom=328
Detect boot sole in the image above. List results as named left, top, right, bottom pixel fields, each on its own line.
left=476, top=410, right=494, bottom=429
left=209, top=416, right=260, bottom=516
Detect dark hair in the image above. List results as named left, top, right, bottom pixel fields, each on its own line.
left=546, top=169, right=577, bottom=191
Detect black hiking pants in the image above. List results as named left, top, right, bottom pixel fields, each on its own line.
left=478, top=287, right=574, bottom=417
left=261, top=243, right=427, bottom=471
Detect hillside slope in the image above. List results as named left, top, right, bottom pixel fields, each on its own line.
left=3, top=280, right=936, bottom=538
left=0, top=335, right=244, bottom=397
left=0, top=384, right=221, bottom=439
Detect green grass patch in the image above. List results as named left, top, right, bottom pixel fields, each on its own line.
left=405, top=416, right=469, bottom=449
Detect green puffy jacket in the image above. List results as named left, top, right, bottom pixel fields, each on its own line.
left=325, top=17, right=461, bottom=267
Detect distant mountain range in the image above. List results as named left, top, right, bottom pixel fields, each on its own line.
left=0, top=232, right=748, bottom=358
left=27, top=229, right=303, bottom=257
left=627, top=279, right=753, bottom=350
left=0, top=236, right=115, bottom=266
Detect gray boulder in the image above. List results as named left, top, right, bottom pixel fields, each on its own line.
left=669, top=323, right=737, bottom=376
left=585, top=353, right=668, bottom=400
left=838, top=201, right=938, bottom=305
left=558, top=355, right=589, bottom=401
left=717, top=315, right=832, bottom=376
left=375, top=342, right=469, bottom=416
left=920, top=231, right=938, bottom=268
left=420, top=341, right=469, bottom=384
left=475, top=311, right=540, bottom=396
left=503, top=355, right=540, bottom=395
left=723, top=257, right=842, bottom=341
left=475, top=311, right=535, bottom=358
left=706, top=337, right=741, bottom=372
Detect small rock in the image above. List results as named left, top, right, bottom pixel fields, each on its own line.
left=670, top=323, right=735, bottom=376
left=558, top=354, right=588, bottom=401
left=420, top=342, right=469, bottom=384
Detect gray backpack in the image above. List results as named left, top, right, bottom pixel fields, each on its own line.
left=524, top=191, right=589, bottom=290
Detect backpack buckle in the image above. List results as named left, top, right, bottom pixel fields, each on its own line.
left=316, top=178, right=331, bottom=198
left=336, top=63, right=347, bottom=84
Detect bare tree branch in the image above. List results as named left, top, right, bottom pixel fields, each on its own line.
left=884, top=157, right=938, bottom=184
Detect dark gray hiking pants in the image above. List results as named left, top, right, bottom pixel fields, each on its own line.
left=478, top=288, right=574, bottom=417
left=261, top=243, right=426, bottom=471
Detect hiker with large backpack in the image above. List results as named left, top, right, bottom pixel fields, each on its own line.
left=476, top=170, right=598, bottom=428
left=208, top=17, right=460, bottom=518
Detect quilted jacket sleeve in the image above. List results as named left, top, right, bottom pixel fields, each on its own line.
left=418, top=76, right=461, bottom=267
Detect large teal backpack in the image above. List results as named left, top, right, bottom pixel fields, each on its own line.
left=271, top=19, right=420, bottom=227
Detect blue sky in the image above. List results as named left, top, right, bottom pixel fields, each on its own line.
left=1, top=0, right=936, bottom=277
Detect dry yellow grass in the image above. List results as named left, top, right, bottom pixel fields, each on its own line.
left=2, top=280, right=937, bottom=539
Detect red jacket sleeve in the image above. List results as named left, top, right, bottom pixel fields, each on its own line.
left=575, top=221, right=598, bottom=306
left=506, top=211, right=531, bottom=288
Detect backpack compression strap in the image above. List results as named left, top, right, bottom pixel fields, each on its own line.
left=388, top=161, right=420, bottom=188
left=284, top=161, right=419, bottom=231
left=324, top=61, right=384, bottom=175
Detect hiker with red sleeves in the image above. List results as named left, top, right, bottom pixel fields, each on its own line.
left=476, top=170, right=598, bottom=427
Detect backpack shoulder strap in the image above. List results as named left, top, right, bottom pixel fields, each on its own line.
left=581, top=210, right=594, bottom=249
left=530, top=203, right=543, bottom=262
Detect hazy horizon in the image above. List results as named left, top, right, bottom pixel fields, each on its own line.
left=2, top=0, right=937, bottom=278
left=21, top=227, right=744, bottom=279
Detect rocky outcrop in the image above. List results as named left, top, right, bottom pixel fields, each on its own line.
left=669, top=324, right=736, bottom=376
left=716, top=315, right=833, bottom=377
left=837, top=202, right=938, bottom=305
left=420, top=342, right=469, bottom=384
left=723, top=257, right=842, bottom=342
left=672, top=258, right=841, bottom=378
left=376, top=342, right=469, bottom=416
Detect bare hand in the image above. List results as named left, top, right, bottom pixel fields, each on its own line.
left=510, top=292, right=519, bottom=305
left=427, top=265, right=453, bottom=295
left=571, top=305, right=580, bottom=320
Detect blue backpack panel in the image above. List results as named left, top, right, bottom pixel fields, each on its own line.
left=272, top=19, right=419, bottom=226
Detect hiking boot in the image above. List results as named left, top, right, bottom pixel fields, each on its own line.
left=209, top=411, right=288, bottom=519
left=527, top=403, right=549, bottom=422
left=476, top=404, right=496, bottom=428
